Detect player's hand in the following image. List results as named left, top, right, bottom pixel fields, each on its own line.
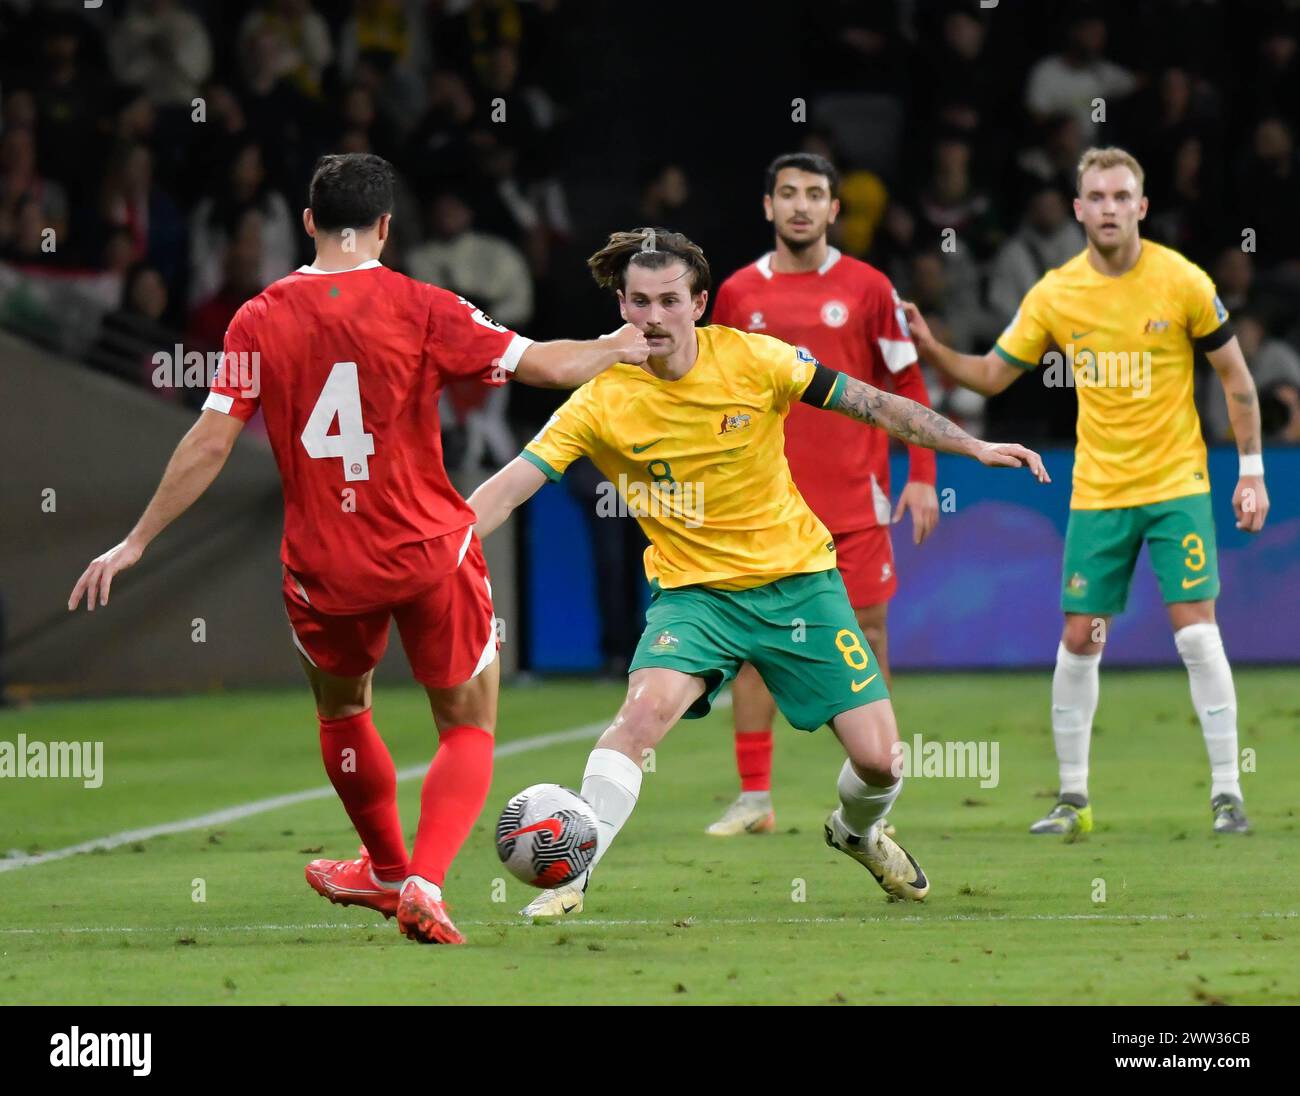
left=976, top=442, right=1050, bottom=483
left=893, top=481, right=940, bottom=545
left=68, top=538, right=143, bottom=612
left=899, top=301, right=933, bottom=353
left=1233, top=474, right=1269, bottom=532
left=600, top=322, right=651, bottom=364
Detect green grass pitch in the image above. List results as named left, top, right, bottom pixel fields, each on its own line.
left=1, top=670, right=1296, bottom=1005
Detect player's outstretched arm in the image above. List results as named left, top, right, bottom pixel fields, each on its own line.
left=1207, top=337, right=1270, bottom=533
left=900, top=301, right=1022, bottom=396
left=67, top=410, right=244, bottom=611
left=467, top=456, right=550, bottom=539
left=513, top=323, right=651, bottom=388
left=831, top=375, right=1050, bottom=482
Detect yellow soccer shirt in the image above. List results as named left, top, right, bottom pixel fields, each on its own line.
left=995, top=241, right=1228, bottom=510
left=522, top=325, right=842, bottom=590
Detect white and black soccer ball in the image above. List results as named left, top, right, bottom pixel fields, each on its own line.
left=496, top=784, right=599, bottom=889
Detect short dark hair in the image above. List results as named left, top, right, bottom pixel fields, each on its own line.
left=764, top=152, right=839, bottom=198
left=588, top=227, right=710, bottom=296
left=308, top=153, right=394, bottom=231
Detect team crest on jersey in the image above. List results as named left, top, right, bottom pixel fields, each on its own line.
left=881, top=562, right=892, bottom=582
left=749, top=310, right=765, bottom=330
left=718, top=411, right=752, bottom=435
left=457, top=295, right=507, bottom=333
left=649, top=630, right=680, bottom=654
left=821, top=300, right=849, bottom=328
left=1066, top=572, right=1088, bottom=596
left=1143, top=318, right=1170, bottom=333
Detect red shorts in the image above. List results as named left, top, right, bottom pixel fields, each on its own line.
left=832, top=525, right=897, bottom=608
left=283, top=534, right=497, bottom=688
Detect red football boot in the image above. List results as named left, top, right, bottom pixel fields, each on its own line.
left=304, top=846, right=401, bottom=919
left=396, top=881, right=465, bottom=945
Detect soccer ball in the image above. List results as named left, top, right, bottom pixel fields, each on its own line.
left=496, top=784, right=600, bottom=889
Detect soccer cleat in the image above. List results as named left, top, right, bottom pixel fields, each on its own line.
left=304, top=845, right=400, bottom=919
left=824, top=809, right=929, bottom=901
left=520, top=873, right=587, bottom=919
left=1211, top=793, right=1250, bottom=834
left=1029, top=799, right=1093, bottom=836
left=706, top=795, right=776, bottom=836
left=396, top=881, right=465, bottom=945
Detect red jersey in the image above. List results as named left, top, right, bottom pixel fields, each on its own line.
left=204, top=259, right=531, bottom=613
left=712, top=248, right=935, bottom=534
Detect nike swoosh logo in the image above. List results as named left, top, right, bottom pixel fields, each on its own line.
left=501, top=819, right=562, bottom=841
left=631, top=440, right=662, bottom=453
left=851, top=673, right=879, bottom=693
left=561, top=902, right=578, bottom=913
left=1071, top=329, right=1095, bottom=339
left=1182, top=575, right=1211, bottom=589
left=1207, top=705, right=1229, bottom=715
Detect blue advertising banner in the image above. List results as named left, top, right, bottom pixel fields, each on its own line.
left=524, top=446, right=1300, bottom=671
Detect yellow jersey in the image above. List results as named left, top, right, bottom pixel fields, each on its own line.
left=995, top=241, right=1228, bottom=510
left=522, top=325, right=842, bottom=590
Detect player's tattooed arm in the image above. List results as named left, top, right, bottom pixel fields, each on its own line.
left=1206, top=336, right=1270, bottom=532
left=832, top=375, right=1050, bottom=481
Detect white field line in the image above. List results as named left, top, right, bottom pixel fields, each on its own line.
left=0, top=911, right=1295, bottom=936
left=0, top=710, right=630, bottom=874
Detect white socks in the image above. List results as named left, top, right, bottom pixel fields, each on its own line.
left=836, top=759, right=902, bottom=837
left=1051, top=642, right=1101, bottom=799
left=580, top=747, right=644, bottom=877
left=1174, top=623, right=1242, bottom=801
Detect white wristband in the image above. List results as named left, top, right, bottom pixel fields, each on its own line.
left=1239, top=453, right=1264, bottom=477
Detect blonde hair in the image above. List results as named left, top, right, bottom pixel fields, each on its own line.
left=1076, top=147, right=1145, bottom=195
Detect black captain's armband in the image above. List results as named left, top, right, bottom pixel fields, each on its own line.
left=1196, top=321, right=1235, bottom=353
left=800, top=362, right=842, bottom=408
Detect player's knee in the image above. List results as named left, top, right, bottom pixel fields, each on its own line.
left=1061, top=616, right=1105, bottom=656
left=608, top=692, right=675, bottom=751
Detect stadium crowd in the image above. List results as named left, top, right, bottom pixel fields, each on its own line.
left=2, top=0, right=1300, bottom=449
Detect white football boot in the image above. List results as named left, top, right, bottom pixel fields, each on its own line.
left=519, top=871, right=588, bottom=919
left=705, top=793, right=776, bottom=836
left=824, top=808, right=929, bottom=901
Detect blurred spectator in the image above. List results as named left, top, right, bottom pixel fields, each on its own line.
left=1236, top=116, right=1300, bottom=269
left=1202, top=313, right=1300, bottom=443
left=406, top=190, right=533, bottom=328
left=1213, top=246, right=1254, bottom=313
left=187, top=223, right=266, bottom=356
left=189, top=143, right=295, bottom=305
left=338, top=0, right=430, bottom=126
left=402, top=70, right=477, bottom=190
left=914, top=135, right=1001, bottom=260
left=1145, top=136, right=1220, bottom=265
left=93, top=142, right=187, bottom=288
left=987, top=186, right=1084, bottom=323
left=1024, top=13, right=1137, bottom=143
left=87, top=262, right=180, bottom=394
left=30, top=17, right=104, bottom=199
left=239, top=0, right=334, bottom=100
left=0, top=129, right=70, bottom=261
left=1016, top=112, right=1087, bottom=201
left=108, top=0, right=213, bottom=109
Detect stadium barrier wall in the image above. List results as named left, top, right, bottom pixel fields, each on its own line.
left=0, top=332, right=518, bottom=696
left=524, top=445, right=1300, bottom=671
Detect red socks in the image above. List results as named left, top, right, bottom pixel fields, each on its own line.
left=408, top=724, right=495, bottom=886
left=318, top=709, right=408, bottom=882
left=735, top=729, right=774, bottom=793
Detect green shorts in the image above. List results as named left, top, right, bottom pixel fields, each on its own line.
left=1061, top=492, right=1220, bottom=616
left=628, top=568, right=890, bottom=731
